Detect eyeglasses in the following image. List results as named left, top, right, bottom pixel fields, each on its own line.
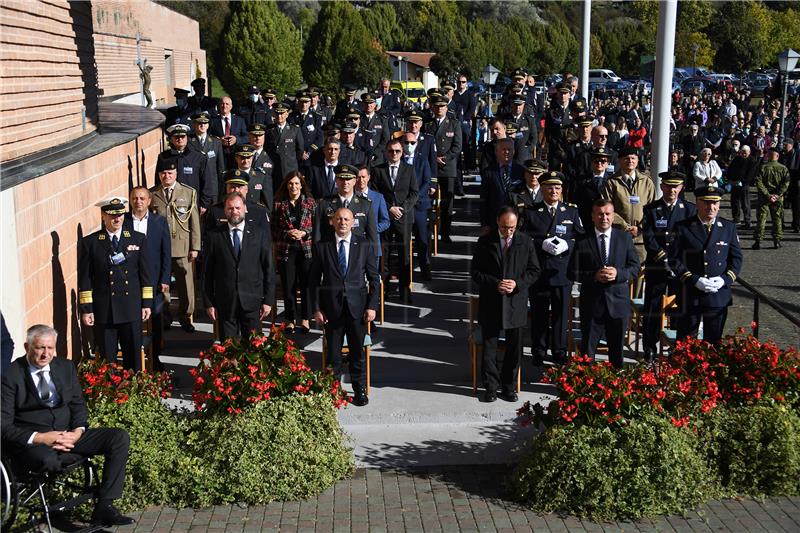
left=597, top=134, right=608, bottom=138
left=593, top=159, right=608, bottom=164
left=387, top=149, right=403, bottom=153
left=403, top=141, right=417, bottom=145
left=459, top=80, right=467, bottom=84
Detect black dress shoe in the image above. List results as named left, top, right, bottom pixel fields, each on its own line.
left=352, top=389, right=369, bottom=407
left=179, top=318, right=195, bottom=333
left=498, top=390, right=518, bottom=402
left=774, top=240, right=782, bottom=249
left=752, top=241, right=761, bottom=250
left=480, top=390, right=497, bottom=403
left=91, top=504, right=135, bottom=526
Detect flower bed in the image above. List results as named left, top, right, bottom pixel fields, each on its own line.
left=77, top=327, right=353, bottom=511
left=513, top=333, right=800, bottom=519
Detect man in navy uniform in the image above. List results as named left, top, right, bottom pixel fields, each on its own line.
left=508, top=159, right=546, bottom=227
left=522, top=172, right=584, bottom=366
left=640, top=171, right=696, bottom=362
left=569, top=199, right=640, bottom=368
left=314, top=164, right=378, bottom=250
left=290, top=90, right=323, bottom=176
left=265, top=102, right=304, bottom=185
left=425, top=95, right=462, bottom=243
left=188, top=111, right=225, bottom=198
left=79, top=198, right=152, bottom=371
left=670, top=185, right=742, bottom=344
left=360, top=92, right=390, bottom=165
left=309, top=208, right=380, bottom=407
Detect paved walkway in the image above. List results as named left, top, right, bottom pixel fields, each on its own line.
left=105, top=466, right=800, bottom=532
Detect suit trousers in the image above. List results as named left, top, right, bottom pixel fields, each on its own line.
left=384, top=220, right=412, bottom=288
left=438, top=176, right=456, bottom=238
left=325, top=313, right=367, bottom=391
left=94, top=321, right=142, bottom=372
left=677, top=306, right=728, bottom=345
left=413, top=208, right=430, bottom=268
left=11, top=428, right=129, bottom=501
left=730, top=185, right=751, bottom=225
left=529, top=285, right=570, bottom=363
left=580, top=300, right=626, bottom=368
left=278, top=248, right=312, bottom=322
left=481, top=325, right=522, bottom=393
left=169, top=256, right=195, bottom=319
left=217, top=291, right=263, bottom=340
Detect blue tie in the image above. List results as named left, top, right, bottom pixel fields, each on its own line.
left=338, top=240, right=347, bottom=275
left=112, top=234, right=119, bottom=251
left=232, top=228, right=241, bottom=258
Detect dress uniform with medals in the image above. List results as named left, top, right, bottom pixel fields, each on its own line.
left=158, top=124, right=216, bottom=211
left=360, top=93, right=390, bottom=165
left=150, top=157, right=202, bottom=332
left=265, top=102, right=304, bottom=185
left=522, top=171, right=584, bottom=365
left=79, top=198, right=153, bottom=371
left=290, top=91, right=323, bottom=175
left=669, top=186, right=742, bottom=345
left=314, top=164, right=378, bottom=249
left=640, top=171, right=696, bottom=361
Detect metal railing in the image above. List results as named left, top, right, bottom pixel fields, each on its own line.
left=736, top=277, right=800, bottom=339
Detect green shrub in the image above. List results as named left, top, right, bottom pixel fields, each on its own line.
left=87, top=395, right=197, bottom=511
left=187, top=394, right=353, bottom=505
left=512, top=415, right=715, bottom=519
left=699, top=403, right=800, bottom=496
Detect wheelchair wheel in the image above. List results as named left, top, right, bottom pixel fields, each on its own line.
left=1, top=457, right=20, bottom=530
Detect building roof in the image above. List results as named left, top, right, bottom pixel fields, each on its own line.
left=386, top=51, right=435, bottom=69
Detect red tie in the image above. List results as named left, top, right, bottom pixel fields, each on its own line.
left=503, top=237, right=511, bottom=254
left=224, top=116, right=231, bottom=137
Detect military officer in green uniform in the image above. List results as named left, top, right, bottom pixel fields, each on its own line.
left=79, top=198, right=153, bottom=371
left=753, top=146, right=790, bottom=249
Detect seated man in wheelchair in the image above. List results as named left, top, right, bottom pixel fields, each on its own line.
left=1, top=324, right=134, bottom=526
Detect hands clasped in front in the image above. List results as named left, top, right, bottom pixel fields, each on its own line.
left=497, top=279, right=517, bottom=295
left=594, top=266, right=618, bottom=283
left=695, top=276, right=725, bottom=293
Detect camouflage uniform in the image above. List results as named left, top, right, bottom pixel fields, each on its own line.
left=754, top=160, right=790, bottom=244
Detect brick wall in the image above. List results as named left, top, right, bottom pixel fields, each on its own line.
left=6, top=127, right=164, bottom=358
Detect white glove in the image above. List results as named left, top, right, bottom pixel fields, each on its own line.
left=708, top=276, right=725, bottom=290
left=542, top=237, right=559, bottom=256
left=552, top=238, right=569, bottom=255
left=694, top=278, right=718, bottom=293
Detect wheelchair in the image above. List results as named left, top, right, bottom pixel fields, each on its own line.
left=1, top=451, right=103, bottom=533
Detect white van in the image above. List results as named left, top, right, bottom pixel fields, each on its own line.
left=588, top=69, right=621, bottom=83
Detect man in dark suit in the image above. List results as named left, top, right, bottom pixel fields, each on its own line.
left=569, top=199, right=640, bottom=368
left=521, top=172, right=584, bottom=366
left=209, top=96, right=248, bottom=168
left=79, top=198, right=152, bottom=371
left=403, top=130, right=434, bottom=281
left=126, top=187, right=171, bottom=364
left=425, top=96, right=462, bottom=243
left=309, top=139, right=343, bottom=200
left=1, top=325, right=135, bottom=526
left=571, top=147, right=613, bottom=229
left=471, top=206, right=540, bottom=402
left=640, top=171, right=696, bottom=362
left=670, top=186, right=743, bottom=344
left=202, top=192, right=275, bottom=340
left=265, top=102, right=304, bottom=186
left=480, top=138, right=526, bottom=232
left=309, top=208, right=380, bottom=407
left=371, top=139, right=420, bottom=301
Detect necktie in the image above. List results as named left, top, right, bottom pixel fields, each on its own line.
left=390, top=166, right=397, bottom=186
left=599, top=233, right=608, bottom=265
left=112, top=234, right=119, bottom=252
left=165, top=188, right=173, bottom=203
left=503, top=237, right=511, bottom=254
left=37, top=370, right=51, bottom=403
left=224, top=116, right=231, bottom=137
left=705, top=222, right=712, bottom=234
left=338, top=240, right=347, bottom=275
left=327, top=165, right=335, bottom=188
left=343, top=198, right=349, bottom=209
left=232, top=228, right=241, bottom=258
left=549, top=206, right=556, bottom=218
left=595, top=176, right=604, bottom=190
left=502, top=167, right=511, bottom=192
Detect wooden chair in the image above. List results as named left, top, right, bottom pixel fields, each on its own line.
left=467, top=296, right=521, bottom=394
left=321, top=321, right=373, bottom=394
left=430, top=186, right=441, bottom=256
left=627, top=268, right=646, bottom=358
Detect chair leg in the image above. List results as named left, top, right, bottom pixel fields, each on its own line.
left=408, top=237, right=413, bottom=291
left=379, top=279, right=385, bottom=324
left=365, top=346, right=370, bottom=395
left=470, top=344, right=477, bottom=395
left=516, top=366, right=521, bottom=393
left=36, top=482, right=53, bottom=533
left=321, top=334, right=327, bottom=370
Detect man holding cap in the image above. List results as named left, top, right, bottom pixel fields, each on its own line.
left=79, top=198, right=152, bottom=370
left=640, top=171, right=696, bottom=362
left=150, top=156, right=201, bottom=333
left=753, top=145, right=790, bottom=249
left=670, top=186, right=742, bottom=344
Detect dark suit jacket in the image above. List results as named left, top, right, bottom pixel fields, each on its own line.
left=124, top=212, right=171, bottom=312
left=569, top=228, right=640, bottom=320
left=480, top=162, right=526, bottom=228
left=309, top=234, right=380, bottom=320
left=209, top=114, right=248, bottom=144
left=202, top=222, right=276, bottom=317
left=188, top=134, right=225, bottom=192
left=470, top=232, right=541, bottom=330
left=371, top=161, right=419, bottom=224
left=309, top=161, right=340, bottom=200
left=1, top=357, right=87, bottom=448
left=407, top=154, right=433, bottom=211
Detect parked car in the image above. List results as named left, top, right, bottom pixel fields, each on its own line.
left=681, top=79, right=706, bottom=94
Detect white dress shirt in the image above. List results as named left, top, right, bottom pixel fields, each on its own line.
left=594, top=227, right=612, bottom=262
left=228, top=221, right=245, bottom=247
left=336, top=233, right=351, bottom=268
left=132, top=211, right=149, bottom=235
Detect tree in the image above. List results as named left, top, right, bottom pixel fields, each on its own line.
left=710, top=0, right=772, bottom=73
left=362, top=2, right=402, bottom=51
left=302, top=1, right=389, bottom=93
left=677, top=0, right=714, bottom=33
left=675, top=31, right=715, bottom=69
left=219, top=1, right=302, bottom=100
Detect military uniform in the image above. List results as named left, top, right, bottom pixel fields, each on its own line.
left=265, top=108, right=304, bottom=185
left=156, top=146, right=216, bottom=211
left=508, top=111, right=538, bottom=164
left=150, top=181, right=201, bottom=327
left=424, top=97, right=463, bottom=240
left=641, top=177, right=697, bottom=358
left=754, top=158, right=790, bottom=246
left=544, top=99, right=573, bottom=171
left=670, top=187, right=742, bottom=344
left=314, top=193, right=377, bottom=249
left=290, top=102, right=323, bottom=175
left=79, top=200, right=152, bottom=371
left=601, top=162, right=656, bottom=262
left=521, top=183, right=584, bottom=364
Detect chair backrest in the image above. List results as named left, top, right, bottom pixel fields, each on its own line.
left=661, top=294, right=678, bottom=329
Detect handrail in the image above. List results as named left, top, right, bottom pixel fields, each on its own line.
left=735, top=277, right=800, bottom=339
